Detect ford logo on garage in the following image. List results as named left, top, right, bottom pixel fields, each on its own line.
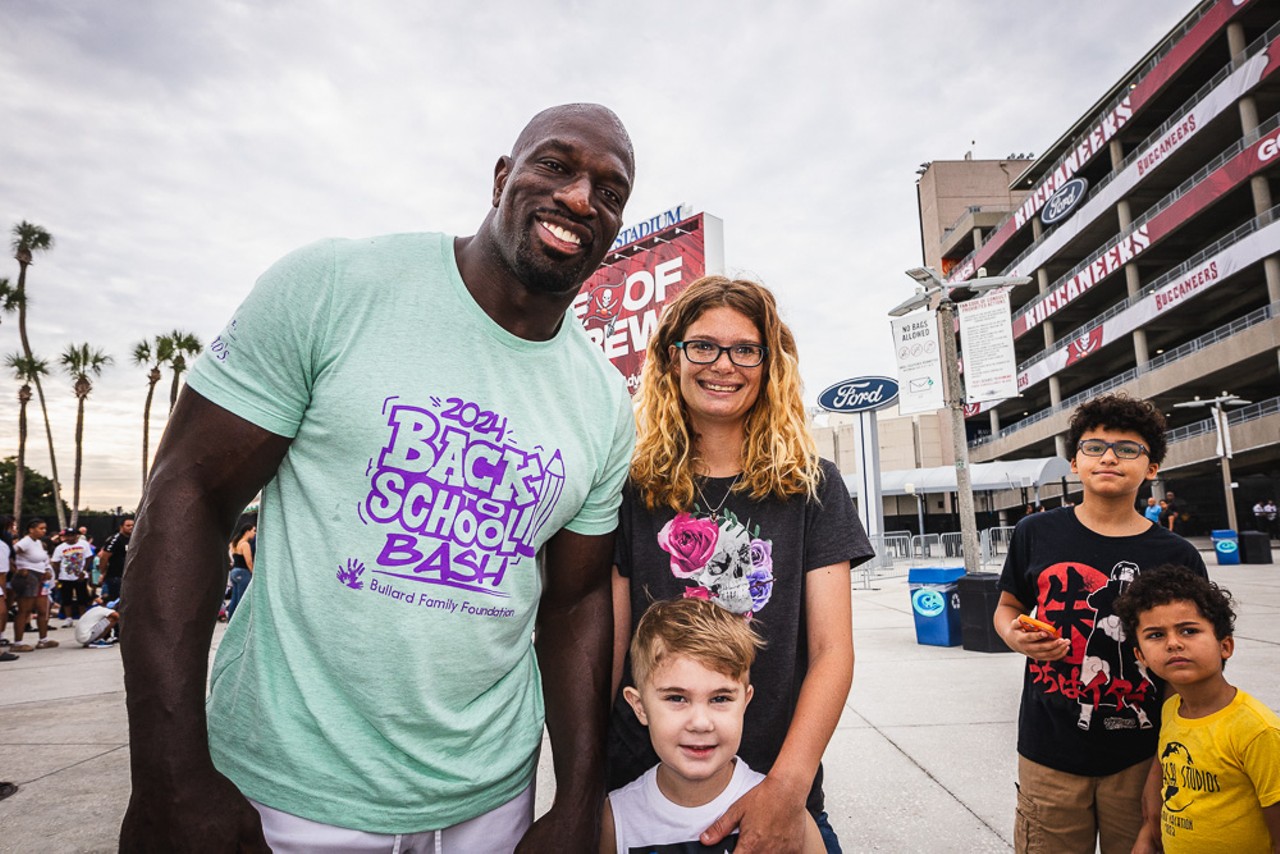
left=1040, top=177, right=1089, bottom=226
left=818, top=376, right=900, bottom=413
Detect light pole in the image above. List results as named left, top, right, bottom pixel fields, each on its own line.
left=1173, top=392, right=1250, bottom=531
left=889, top=266, right=1031, bottom=574
left=904, top=481, right=926, bottom=536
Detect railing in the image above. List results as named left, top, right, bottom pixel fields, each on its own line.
left=1165, top=396, right=1280, bottom=444
left=859, top=532, right=913, bottom=588
left=945, top=0, right=1228, bottom=279
left=854, top=525, right=1026, bottom=588
left=970, top=301, right=1278, bottom=448
left=939, top=204, right=1019, bottom=244
left=982, top=526, right=1017, bottom=564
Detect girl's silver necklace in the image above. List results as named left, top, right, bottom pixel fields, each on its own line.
left=695, top=473, right=741, bottom=521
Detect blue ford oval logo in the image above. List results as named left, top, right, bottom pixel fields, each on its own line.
left=818, top=376, right=899, bottom=413
left=1040, top=177, right=1089, bottom=226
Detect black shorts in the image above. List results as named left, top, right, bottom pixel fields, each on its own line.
left=10, top=570, right=44, bottom=599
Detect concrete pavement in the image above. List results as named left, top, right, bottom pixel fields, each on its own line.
left=2, top=542, right=1277, bottom=852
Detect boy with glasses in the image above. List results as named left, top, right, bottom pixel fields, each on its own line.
left=993, top=394, right=1207, bottom=853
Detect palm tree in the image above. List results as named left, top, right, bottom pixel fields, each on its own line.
left=132, top=335, right=173, bottom=491
left=0, top=277, right=19, bottom=321
left=59, top=343, right=113, bottom=528
left=11, top=221, right=66, bottom=529
left=163, top=329, right=202, bottom=413
left=6, top=353, right=49, bottom=528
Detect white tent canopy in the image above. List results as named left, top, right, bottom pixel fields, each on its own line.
left=842, top=457, right=1072, bottom=497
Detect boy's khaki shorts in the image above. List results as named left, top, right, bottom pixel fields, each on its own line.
left=1015, top=754, right=1151, bottom=854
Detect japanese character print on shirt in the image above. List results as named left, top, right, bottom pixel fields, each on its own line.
left=1031, top=559, right=1154, bottom=732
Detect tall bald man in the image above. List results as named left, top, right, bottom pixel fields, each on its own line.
left=120, top=104, right=637, bottom=853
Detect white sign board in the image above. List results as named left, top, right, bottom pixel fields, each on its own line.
left=958, top=290, right=1018, bottom=403
left=891, top=313, right=944, bottom=415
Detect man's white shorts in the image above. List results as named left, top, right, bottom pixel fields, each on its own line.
left=249, top=781, right=534, bottom=854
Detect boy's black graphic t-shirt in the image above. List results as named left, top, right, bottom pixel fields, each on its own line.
left=999, top=507, right=1207, bottom=776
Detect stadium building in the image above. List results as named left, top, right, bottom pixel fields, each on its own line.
left=916, top=0, right=1280, bottom=536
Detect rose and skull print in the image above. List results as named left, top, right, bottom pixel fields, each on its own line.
left=658, top=505, right=774, bottom=617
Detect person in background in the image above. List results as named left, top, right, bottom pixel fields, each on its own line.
left=11, top=518, right=57, bottom=651
left=225, top=523, right=255, bottom=621
left=1163, top=490, right=1181, bottom=534
left=0, top=516, right=16, bottom=661
left=53, top=528, right=94, bottom=627
left=1143, top=497, right=1162, bottom=525
left=98, top=518, right=133, bottom=603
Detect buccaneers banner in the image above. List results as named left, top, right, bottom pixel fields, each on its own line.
left=964, top=214, right=1280, bottom=417
left=573, top=211, right=725, bottom=393
left=947, top=0, right=1259, bottom=284
left=1007, top=32, right=1280, bottom=282
left=1012, top=117, right=1280, bottom=340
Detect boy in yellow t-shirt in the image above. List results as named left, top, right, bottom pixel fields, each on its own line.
left=1115, top=566, right=1280, bottom=853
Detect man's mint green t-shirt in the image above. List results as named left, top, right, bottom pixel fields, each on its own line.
left=189, top=233, right=635, bottom=832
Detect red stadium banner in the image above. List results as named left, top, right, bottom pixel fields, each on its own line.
left=1007, top=31, right=1280, bottom=280
left=573, top=212, right=724, bottom=393
left=966, top=214, right=1280, bottom=417
left=1013, top=113, right=1280, bottom=339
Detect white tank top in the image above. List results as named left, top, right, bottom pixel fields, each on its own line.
left=608, top=757, right=765, bottom=853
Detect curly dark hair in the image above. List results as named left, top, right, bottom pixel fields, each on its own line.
left=1065, top=393, right=1167, bottom=465
left=1114, top=565, right=1235, bottom=644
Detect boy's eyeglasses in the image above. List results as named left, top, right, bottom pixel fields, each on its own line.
left=1076, top=439, right=1149, bottom=460
left=675, top=340, right=768, bottom=368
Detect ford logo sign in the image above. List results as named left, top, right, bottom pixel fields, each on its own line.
left=1040, top=177, right=1089, bottom=226
left=818, top=376, right=899, bottom=413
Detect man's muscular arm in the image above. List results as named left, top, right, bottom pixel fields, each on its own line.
left=516, top=528, right=615, bottom=853
left=119, top=389, right=291, bottom=853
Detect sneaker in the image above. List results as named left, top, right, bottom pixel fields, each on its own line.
left=0, top=638, right=11, bottom=646
left=63, top=619, right=75, bottom=628
left=0, top=652, right=18, bottom=662
left=11, top=644, right=33, bottom=653
left=87, top=640, right=115, bottom=649
left=35, top=639, right=59, bottom=649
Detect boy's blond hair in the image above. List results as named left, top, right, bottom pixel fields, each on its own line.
left=630, top=598, right=764, bottom=689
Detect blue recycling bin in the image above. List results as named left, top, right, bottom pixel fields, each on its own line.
left=908, top=567, right=966, bottom=646
left=1211, top=529, right=1240, bottom=565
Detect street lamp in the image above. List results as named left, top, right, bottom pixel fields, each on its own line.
left=904, top=481, right=926, bottom=536
left=1173, top=392, right=1250, bottom=531
left=890, top=266, right=1031, bottom=573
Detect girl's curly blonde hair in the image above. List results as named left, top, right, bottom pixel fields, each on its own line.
left=631, top=275, right=820, bottom=511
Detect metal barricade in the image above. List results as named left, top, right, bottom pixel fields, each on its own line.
left=856, top=532, right=912, bottom=588
left=940, top=532, right=964, bottom=560
left=911, top=533, right=942, bottom=562
left=982, top=526, right=1017, bottom=566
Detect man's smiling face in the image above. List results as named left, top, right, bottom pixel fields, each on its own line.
left=490, top=106, right=633, bottom=295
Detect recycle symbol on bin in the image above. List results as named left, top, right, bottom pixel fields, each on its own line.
left=912, top=588, right=947, bottom=617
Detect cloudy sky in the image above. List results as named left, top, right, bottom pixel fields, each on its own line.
left=1, top=0, right=1192, bottom=511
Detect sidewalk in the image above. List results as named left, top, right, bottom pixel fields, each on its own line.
left=2, top=548, right=1277, bottom=852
